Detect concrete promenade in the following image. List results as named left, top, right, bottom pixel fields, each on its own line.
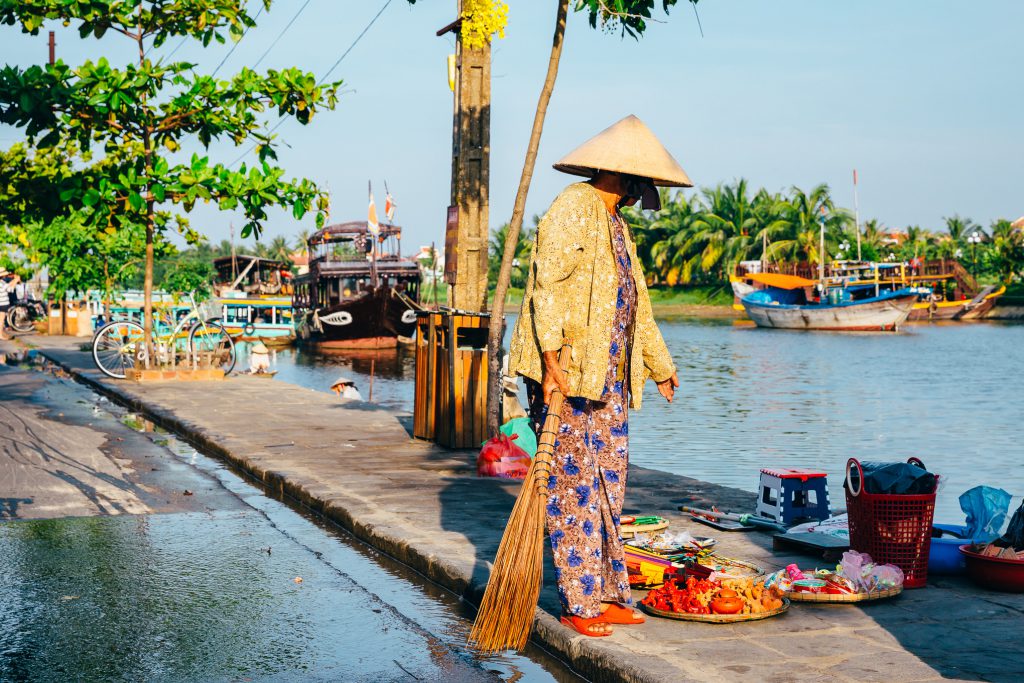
left=25, top=336, right=1024, bottom=683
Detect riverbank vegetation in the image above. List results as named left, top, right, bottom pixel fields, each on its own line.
left=483, top=180, right=1023, bottom=300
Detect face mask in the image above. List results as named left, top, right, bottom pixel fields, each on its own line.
left=622, top=176, right=661, bottom=211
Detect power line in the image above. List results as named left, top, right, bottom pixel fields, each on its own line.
left=318, top=0, right=392, bottom=85
left=229, top=0, right=393, bottom=168
left=165, top=36, right=188, bottom=61
left=252, top=0, right=313, bottom=70
left=212, top=2, right=265, bottom=76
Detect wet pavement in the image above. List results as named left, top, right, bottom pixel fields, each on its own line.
left=0, top=349, right=577, bottom=682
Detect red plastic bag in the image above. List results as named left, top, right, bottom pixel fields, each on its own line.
left=477, top=433, right=531, bottom=479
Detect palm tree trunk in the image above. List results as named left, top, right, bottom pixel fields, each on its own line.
left=485, top=0, right=569, bottom=436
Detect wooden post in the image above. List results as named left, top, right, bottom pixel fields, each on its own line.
left=438, top=14, right=491, bottom=312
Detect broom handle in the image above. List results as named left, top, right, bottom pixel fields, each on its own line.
left=531, top=339, right=572, bottom=496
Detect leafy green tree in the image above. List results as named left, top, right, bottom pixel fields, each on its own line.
left=16, top=215, right=167, bottom=301
left=943, top=214, right=980, bottom=245
left=986, top=219, right=1024, bottom=283
left=266, top=235, right=293, bottom=262
left=488, top=220, right=534, bottom=291
left=0, top=0, right=339, bottom=362
left=162, top=257, right=215, bottom=299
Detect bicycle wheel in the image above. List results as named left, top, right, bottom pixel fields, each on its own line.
left=187, top=320, right=236, bottom=375
left=7, top=305, right=34, bottom=333
left=92, top=320, right=145, bottom=379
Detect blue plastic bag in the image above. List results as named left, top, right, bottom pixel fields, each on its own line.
left=959, top=485, right=1012, bottom=541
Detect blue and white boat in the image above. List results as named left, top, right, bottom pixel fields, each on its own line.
left=216, top=296, right=296, bottom=345
left=740, top=273, right=925, bottom=331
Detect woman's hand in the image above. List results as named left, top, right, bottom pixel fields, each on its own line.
left=656, top=372, right=679, bottom=403
left=541, top=350, right=570, bottom=404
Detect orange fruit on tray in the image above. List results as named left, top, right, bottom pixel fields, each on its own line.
left=709, top=597, right=744, bottom=615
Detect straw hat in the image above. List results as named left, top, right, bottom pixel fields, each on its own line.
left=553, top=115, right=692, bottom=187
left=330, top=376, right=355, bottom=388
left=251, top=341, right=269, bottom=354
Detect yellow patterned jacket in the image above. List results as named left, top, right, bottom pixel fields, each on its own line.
left=508, top=182, right=675, bottom=409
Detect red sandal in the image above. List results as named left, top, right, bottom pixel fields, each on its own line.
left=560, top=614, right=613, bottom=637
left=601, top=604, right=645, bottom=625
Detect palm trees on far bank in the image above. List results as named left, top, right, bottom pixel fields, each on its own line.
left=621, top=179, right=1023, bottom=286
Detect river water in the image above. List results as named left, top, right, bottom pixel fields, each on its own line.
left=252, top=319, right=1023, bottom=524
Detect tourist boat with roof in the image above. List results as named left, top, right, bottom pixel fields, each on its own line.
left=212, top=255, right=296, bottom=344
left=292, top=221, right=422, bottom=349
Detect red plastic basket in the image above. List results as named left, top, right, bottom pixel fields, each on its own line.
left=845, top=458, right=937, bottom=589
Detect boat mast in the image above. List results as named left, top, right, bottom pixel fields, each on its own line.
left=818, top=206, right=827, bottom=293
left=368, top=180, right=379, bottom=289
left=853, top=169, right=862, bottom=261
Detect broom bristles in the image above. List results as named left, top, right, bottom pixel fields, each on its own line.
left=469, top=343, right=570, bottom=654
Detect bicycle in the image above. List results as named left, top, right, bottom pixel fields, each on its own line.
left=91, top=291, right=236, bottom=379
left=6, top=298, right=47, bottom=334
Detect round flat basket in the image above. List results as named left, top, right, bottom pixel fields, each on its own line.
left=621, top=519, right=668, bottom=538
left=698, top=557, right=765, bottom=578
left=641, top=598, right=790, bottom=623
left=786, top=586, right=903, bottom=604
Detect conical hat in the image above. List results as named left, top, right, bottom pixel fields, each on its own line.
left=553, top=115, right=692, bottom=187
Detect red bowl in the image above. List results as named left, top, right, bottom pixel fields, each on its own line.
left=959, top=545, right=1024, bottom=593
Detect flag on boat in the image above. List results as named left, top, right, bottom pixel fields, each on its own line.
left=384, top=192, right=396, bottom=222
left=368, top=186, right=380, bottom=237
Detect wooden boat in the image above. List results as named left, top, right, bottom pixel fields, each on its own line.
left=740, top=273, right=920, bottom=331
left=215, top=296, right=296, bottom=344
left=213, top=255, right=293, bottom=297
left=735, top=259, right=1005, bottom=324
left=909, top=284, right=1005, bottom=321
left=292, top=221, right=422, bottom=349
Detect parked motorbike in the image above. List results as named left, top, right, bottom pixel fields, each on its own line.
left=6, top=299, right=47, bottom=333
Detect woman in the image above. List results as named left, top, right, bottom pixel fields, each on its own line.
left=507, top=115, right=691, bottom=637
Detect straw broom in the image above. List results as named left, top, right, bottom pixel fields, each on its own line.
left=468, top=340, right=572, bottom=653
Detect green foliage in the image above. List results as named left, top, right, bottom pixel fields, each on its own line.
left=575, top=0, right=698, bottom=38
left=488, top=219, right=535, bottom=290
left=161, top=257, right=214, bottom=299
left=15, top=215, right=167, bottom=299
left=0, top=0, right=341, bottom=353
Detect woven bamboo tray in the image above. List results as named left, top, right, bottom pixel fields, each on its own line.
left=786, top=586, right=903, bottom=604
left=641, top=598, right=790, bottom=623
left=621, top=519, right=669, bottom=538
left=700, top=557, right=765, bottom=578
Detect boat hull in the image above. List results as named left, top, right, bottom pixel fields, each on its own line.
left=742, top=294, right=917, bottom=331
left=296, top=287, right=417, bottom=348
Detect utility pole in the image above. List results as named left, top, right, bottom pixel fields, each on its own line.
left=48, top=31, right=55, bottom=65
left=438, top=5, right=491, bottom=312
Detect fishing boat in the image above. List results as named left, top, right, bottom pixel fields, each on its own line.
left=292, top=221, right=422, bottom=349
left=740, top=273, right=923, bottom=331
left=735, top=259, right=1005, bottom=322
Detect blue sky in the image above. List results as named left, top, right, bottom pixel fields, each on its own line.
left=1, top=1, right=1021, bottom=252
